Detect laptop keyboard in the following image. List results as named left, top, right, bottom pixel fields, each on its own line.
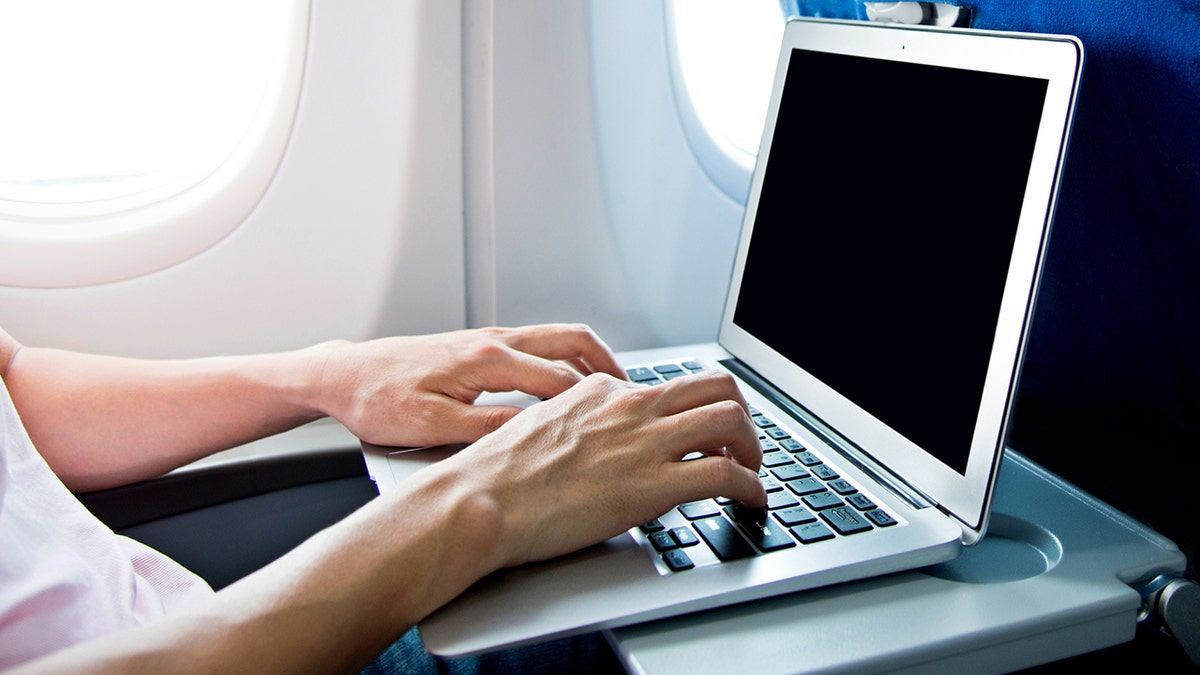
left=627, top=361, right=899, bottom=573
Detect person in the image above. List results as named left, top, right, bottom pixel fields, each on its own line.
left=0, top=323, right=766, bottom=672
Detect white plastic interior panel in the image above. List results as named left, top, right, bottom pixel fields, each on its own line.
left=0, top=0, right=465, bottom=358
left=480, top=0, right=750, bottom=350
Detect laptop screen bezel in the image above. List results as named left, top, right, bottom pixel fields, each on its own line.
left=718, top=18, right=1083, bottom=542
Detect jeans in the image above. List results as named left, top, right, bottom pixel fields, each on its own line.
left=363, top=628, right=626, bottom=675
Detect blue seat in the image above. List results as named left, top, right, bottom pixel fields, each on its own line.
left=784, top=0, right=1199, bottom=575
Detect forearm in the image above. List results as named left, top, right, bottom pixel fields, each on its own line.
left=13, top=461, right=504, bottom=674
left=4, top=343, right=336, bottom=491
left=0, top=324, right=629, bottom=492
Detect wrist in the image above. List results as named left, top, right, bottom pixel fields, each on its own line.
left=418, top=457, right=512, bottom=575
left=292, top=339, right=355, bottom=421
left=348, top=458, right=509, bottom=630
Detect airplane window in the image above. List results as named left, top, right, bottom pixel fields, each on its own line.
left=667, top=0, right=785, bottom=198
left=0, top=0, right=306, bottom=287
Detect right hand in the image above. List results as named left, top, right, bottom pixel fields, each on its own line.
left=435, top=369, right=767, bottom=569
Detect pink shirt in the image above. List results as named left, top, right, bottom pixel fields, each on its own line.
left=0, top=377, right=212, bottom=667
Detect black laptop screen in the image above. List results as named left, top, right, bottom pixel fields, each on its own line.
left=733, top=48, right=1048, bottom=475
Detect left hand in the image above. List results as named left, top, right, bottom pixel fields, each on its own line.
left=309, top=324, right=626, bottom=448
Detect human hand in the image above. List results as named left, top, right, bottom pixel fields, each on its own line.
left=429, top=369, right=767, bottom=569
left=310, top=324, right=625, bottom=448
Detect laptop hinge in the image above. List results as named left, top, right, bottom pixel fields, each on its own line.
left=719, top=357, right=937, bottom=512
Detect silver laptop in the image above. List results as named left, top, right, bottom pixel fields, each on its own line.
left=363, top=17, right=1084, bottom=657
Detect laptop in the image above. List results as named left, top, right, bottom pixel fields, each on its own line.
left=363, top=17, right=1084, bottom=657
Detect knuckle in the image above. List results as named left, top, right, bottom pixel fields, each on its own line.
left=565, top=372, right=617, bottom=404
left=474, top=326, right=511, bottom=346
left=700, top=456, right=742, bottom=489
left=467, top=340, right=509, bottom=365
left=482, top=406, right=514, bottom=435
left=577, top=371, right=611, bottom=390
left=595, top=375, right=649, bottom=411
left=710, top=398, right=750, bottom=425
left=700, top=369, right=737, bottom=388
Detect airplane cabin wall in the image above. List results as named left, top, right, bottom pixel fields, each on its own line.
left=1, top=0, right=751, bottom=359
left=0, top=0, right=466, bottom=359
left=481, top=0, right=749, bottom=352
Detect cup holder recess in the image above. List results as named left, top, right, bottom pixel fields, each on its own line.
left=922, top=512, right=1063, bottom=584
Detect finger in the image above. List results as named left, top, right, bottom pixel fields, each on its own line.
left=500, top=324, right=626, bottom=379
left=663, top=399, right=762, bottom=471
left=465, top=348, right=588, bottom=400
left=565, top=356, right=599, bottom=379
left=669, top=455, right=767, bottom=508
left=435, top=401, right=525, bottom=443
left=648, top=369, right=751, bottom=418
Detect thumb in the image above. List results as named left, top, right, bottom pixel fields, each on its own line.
left=451, top=404, right=525, bottom=441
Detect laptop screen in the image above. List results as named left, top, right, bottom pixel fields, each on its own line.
left=732, top=48, right=1048, bottom=475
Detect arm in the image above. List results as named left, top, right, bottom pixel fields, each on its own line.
left=14, top=369, right=766, bottom=673
left=0, top=324, right=624, bottom=492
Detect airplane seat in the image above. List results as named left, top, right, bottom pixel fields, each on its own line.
left=778, top=0, right=1199, bottom=667
left=788, top=0, right=1200, bottom=577
left=76, top=448, right=377, bottom=590
left=967, top=0, right=1200, bottom=584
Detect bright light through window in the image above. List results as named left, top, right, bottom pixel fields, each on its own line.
left=0, top=0, right=289, bottom=207
left=671, top=0, right=785, bottom=159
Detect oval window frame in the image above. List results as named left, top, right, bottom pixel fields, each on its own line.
left=0, top=0, right=309, bottom=289
left=663, top=0, right=784, bottom=204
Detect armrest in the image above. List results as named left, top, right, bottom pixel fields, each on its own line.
left=77, top=447, right=371, bottom=530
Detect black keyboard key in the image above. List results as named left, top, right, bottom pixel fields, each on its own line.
left=786, top=478, right=826, bottom=496
left=765, top=427, right=791, bottom=440
left=739, top=518, right=796, bottom=552
left=847, top=494, right=877, bottom=511
left=827, top=479, right=857, bottom=495
left=760, top=476, right=783, bottom=493
left=793, top=451, right=823, bottom=466
left=791, top=521, right=836, bottom=544
left=670, top=526, right=700, bottom=547
left=778, top=438, right=805, bottom=453
left=774, top=506, right=817, bottom=526
left=663, top=548, right=695, bottom=571
left=771, top=464, right=811, bottom=482
left=810, top=464, right=840, bottom=481
left=640, top=519, right=665, bottom=533
left=648, top=530, right=678, bottom=551
left=802, top=491, right=845, bottom=511
left=761, top=451, right=793, bottom=468
left=820, top=507, right=873, bottom=535
left=724, top=504, right=767, bottom=525
left=681, top=360, right=704, bottom=371
left=678, top=501, right=721, bottom=520
left=752, top=415, right=776, bottom=429
left=864, top=509, right=898, bottom=527
left=626, top=367, right=659, bottom=383
left=653, top=364, right=683, bottom=375
left=694, top=517, right=757, bottom=561
left=766, top=491, right=800, bottom=510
